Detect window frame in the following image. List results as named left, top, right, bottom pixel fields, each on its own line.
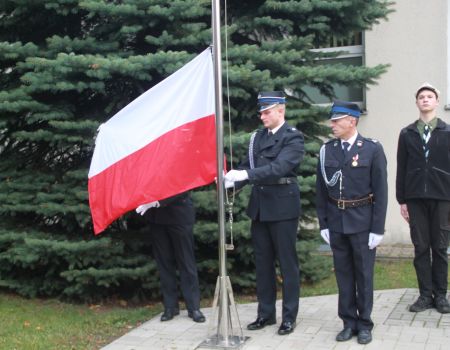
left=309, top=38, right=366, bottom=110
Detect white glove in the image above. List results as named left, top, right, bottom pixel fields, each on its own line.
left=136, top=201, right=160, bottom=215
left=224, top=178, right=235, bottom=189
left=320, top=229, right=330, bottom=245
left=368, top=232, right=383, bottom=250
left=224, top=169, right=248, bottom=182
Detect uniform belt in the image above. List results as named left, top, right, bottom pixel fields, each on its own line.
left=254, top=177, right=297, bottom=185
left=329, top=194, right=373, bottom=210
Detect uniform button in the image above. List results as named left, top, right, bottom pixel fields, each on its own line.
left=260, top=186, right=264, bottom=190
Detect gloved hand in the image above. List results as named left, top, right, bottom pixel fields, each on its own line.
left=136, top=201, right=160, bottom=215
left=224, top=169, right=248, bottom=183
left=224, top=178, right=235, bottom=189
left=320, top=228, right=330, bottom=245
left=368, top=232, right=383, bottom=250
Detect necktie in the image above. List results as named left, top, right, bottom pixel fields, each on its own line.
left=342, top=141, right=350, bottom=155
left=423, top=125, right=430, bottom=158
left=268, top=131, right=273, bottom=137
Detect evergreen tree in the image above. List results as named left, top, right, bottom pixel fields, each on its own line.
left=0, top=0, right=392, bottom=301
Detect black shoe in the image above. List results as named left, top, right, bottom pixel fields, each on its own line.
left=277, top=321, right=296, bottom=335
left=409, top=296, right=434, bottom=312
left=434, top=296, right=450, bottom=314
left=160, top=308, right=179, bottom=322
left=247, top=316, right=276, bottom=330
left=357, top=329, right=372, bottom=344
left=335, top=328, right=355, bottom=342
left=188, top=309, right=206, bottom=323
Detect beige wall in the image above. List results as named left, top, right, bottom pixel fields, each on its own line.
left=361, top=0, right=450, bottom=243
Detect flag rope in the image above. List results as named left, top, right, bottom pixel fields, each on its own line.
left=224, top=0, right=235, bottom=251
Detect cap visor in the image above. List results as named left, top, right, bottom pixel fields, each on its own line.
left=259, top=103, right=278, bottom=112
left=330, top=113, right=349, bottom=120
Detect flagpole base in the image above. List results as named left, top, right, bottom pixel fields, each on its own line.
left=196, top=276, right=249, bottom=349
left=197, top=334, right=249, bottom=349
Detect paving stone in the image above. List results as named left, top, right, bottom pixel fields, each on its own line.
left=100, top=288, right=450, bottom=350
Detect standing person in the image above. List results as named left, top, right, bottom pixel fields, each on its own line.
left=316, top=100, right=388, bottom=345
left=396, top=83, right=450, bottom=314
left=224, top=91, right=304, bottom=335
left=136, top=192, right=206, bottom=322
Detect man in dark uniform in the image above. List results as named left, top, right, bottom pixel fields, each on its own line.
left=315, top=101, right=388, bottom=345
left=396, top=83, right=450, bottom=314
left=136, top=192, right=205, bottom=323
left=224, top=91, right=304, bottom=335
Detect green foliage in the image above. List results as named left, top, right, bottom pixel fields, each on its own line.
left=0, top=0, right=392, bottom=301
left=0, top=292, right=161, bottom=350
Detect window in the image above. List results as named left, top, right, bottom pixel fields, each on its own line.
left=304, top=32, right=365, bottom=108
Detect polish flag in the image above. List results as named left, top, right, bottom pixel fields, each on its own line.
left=88, top=48, right=216, bottom=234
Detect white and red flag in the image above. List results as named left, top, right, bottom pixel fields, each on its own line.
left=88, top=48, right=216, bottom=234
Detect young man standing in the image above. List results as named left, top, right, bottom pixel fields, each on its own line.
left=225, top=91, right=304, bottom=335
left=396, top=83, right=450, bottom=314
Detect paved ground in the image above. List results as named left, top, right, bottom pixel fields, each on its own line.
left=101, top=288, right=450, bottom=350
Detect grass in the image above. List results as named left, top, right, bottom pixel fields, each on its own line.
left=0, top=295, right=162, bottom=350
left=301, top=257, right=423, bottom=297
left=1, top=258, right=447, bottom=350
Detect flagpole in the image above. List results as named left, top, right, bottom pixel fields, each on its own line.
left=197, top=0, right=247, bottom=348
left=211, top=0, right=229, bottom=338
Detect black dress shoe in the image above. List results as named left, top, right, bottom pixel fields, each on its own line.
left=357, top=329, right=372, bottom=344
left=335, top=327, right=355, bottom=341
left=188, top=309, right=206, bottom=323
left=277, top=321, right=296, bottom=335
left=247, top=316, right=276, bottom=330
left=160, top=308, right=179, bottom=322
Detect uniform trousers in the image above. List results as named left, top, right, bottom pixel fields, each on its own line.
left=251, top=218, right=300, bottom=323
left=407, top=199, right=450, bottom=298
left=330, top=231, right=375, bottom=331
left=149, top=223, right=201, bottom=311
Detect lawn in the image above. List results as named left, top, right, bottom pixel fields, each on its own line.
left=301, top=257, right=422, bottom=297
left=0, top=258, right=442, bottom=350
left=0, top=294, right=162, bottom=350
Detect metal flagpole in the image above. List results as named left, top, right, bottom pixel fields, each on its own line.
left=197, top=0, right=248, bottom=348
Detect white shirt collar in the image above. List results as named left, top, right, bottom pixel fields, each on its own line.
left=269, top=122, right=284, bottom=135
left=341, top=132, right=358, bottom=149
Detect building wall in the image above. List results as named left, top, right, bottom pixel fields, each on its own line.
left=362, top=0, right=450, bottom=243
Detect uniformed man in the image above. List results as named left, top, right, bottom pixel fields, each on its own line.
left=136, top=192, right=205, bottom=323
left=315, top=101, right=388, bottom=345
left=224, top=91, right=304, bottom=336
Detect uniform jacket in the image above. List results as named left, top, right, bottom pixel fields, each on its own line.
left=316, top=134, right=388, bottom=234
left=238, top=122, right=304, bottom=222
left=396, top=118, right=450, bottom=203
left=146, top=192, right=195, bottom=225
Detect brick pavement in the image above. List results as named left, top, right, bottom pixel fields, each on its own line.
left=101, top=288, right=450, bottom=350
